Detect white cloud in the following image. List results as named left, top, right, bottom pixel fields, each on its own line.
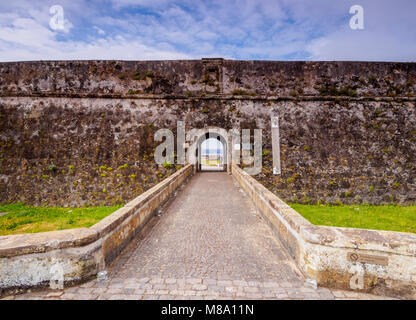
left=93, top=26, right=105, bottom=35
left=0, top=2, right=193, bottom=61
left=0, top=36, right=193, bottom=62
left=306, top=1, right=416, bottom=61
left=0, top=17, right=192, bottom=61
left=307, top=29, right=416, bottom=62
left=0, top=0, right=415, bottom=62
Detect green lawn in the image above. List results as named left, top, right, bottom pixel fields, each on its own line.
left=0, top=203, right=121, bottom=236
left=202, top=158, right=221, bottom=166
left=290, top=204, right=416, bottom=234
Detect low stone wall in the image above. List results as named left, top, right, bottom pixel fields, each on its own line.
left=232, top=164, right=416, bottom=299
left=0, top=164, right=193, bottom=297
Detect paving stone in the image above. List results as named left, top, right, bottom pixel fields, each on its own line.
left=185, top=278, right=202, bottom=285
left=225, top=286, right=236, bottom=293
left=262, top=292, right=276, bottom=298
left=142, top=295, right=159, bottom=300
left=221, top=291, right=235, bottom=297
left=299, top=287, right=317, bottom=294
left=108, top=294, right=130, bottom=300
left=124, top=278, right=138, bottom=284
left=79, top=294, right=99, bottom=300
left=62, top=287, right=79, bottom=294
left=319, top=292, right=335, bottom=300
left=192, top=284, right=208, bottom=291
left=280, top=281, right=294, bottom=288
left=80, top=282, right=95, bottom=288
left=244, top=286, right=260, bottom=293
left=208, top=285, right=225, bottom=292
left=165, top=278, right=176, bottom=284
left=155, top=289, right=169, bottom=295
left=149, top=278, right=164, bottom=284
left=203, top=279, right=217, bottom=285
left=92, top=282, right=109, bottom=288
left=61, top=293, right=77, bottom=300
left=153, top=284, right=167, bottom=290
left=14, top=295, right=31, bottom=300
left=106, top=288, right=123, bottom=294
left=121, top=288, right=135, bottom=295
left=245, top=293, right=263, bottom=299
left=259, top=287, right=277, bottom=294
left=263, top=281, right=280, bottom=288
left=138, top=277, right=150, bottom=283
left=169, top=289, right=185, bottom=296
left=331, top=290, right=346, bottom=298
left=165, top=284, right=177, bottom=290
left=233, top=280, right=248, bottom=286
left=235, top=290, right=246, bottom=297
left=46, top=291, right=64, bottom=297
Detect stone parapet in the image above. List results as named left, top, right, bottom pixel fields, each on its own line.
left=0, top=164, right=193, bottom=296
left=0, top=60, right=415, bottom=97
left=232, top=164, right=416, bottom=299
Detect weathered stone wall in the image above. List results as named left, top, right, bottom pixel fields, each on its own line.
left=0, top=97, right=185, bottom=206
left=0, top=59, right=415, bottom=205
left=1, top=60, right=415, bottom=97
left=257, top=99, right=416, bottom=205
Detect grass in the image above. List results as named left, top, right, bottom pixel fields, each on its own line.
left=201, top=158, right=221, bottom=166
left=0, top=203, right=121, bottom=236
left=290, top=204, right=416, bottom=234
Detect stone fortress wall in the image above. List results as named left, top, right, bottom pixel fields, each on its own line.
left=0, top=59, right=415, bottom=205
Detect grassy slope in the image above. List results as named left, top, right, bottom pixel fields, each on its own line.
left=290, top=204, right=416, bottom=234
left=0, top=203, right=120, bottom=236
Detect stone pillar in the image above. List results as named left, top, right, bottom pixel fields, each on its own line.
left=227, top=135, right=232, bottom=174
left=271, top=116, right=281, bottom=175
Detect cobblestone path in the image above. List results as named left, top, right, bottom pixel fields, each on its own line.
left=4, top=172, right=392, bottom=300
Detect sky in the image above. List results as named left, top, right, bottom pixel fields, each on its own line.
left=0, top=0, right=415, bottom=62
left=202, top=138, right=223, bottom=155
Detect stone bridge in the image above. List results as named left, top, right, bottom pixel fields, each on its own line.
left=1, top=59, right=416, bottom=300
left=1, top=163, right=415, bottom=300
left=0, top=170, right=391, bottom=300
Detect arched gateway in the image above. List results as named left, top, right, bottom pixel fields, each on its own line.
left=186, top=127, right=235, bottom=174
left=196, top=132, right=227, bottom=172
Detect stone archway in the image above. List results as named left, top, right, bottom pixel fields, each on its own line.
left=196, top=132, right=227, bottom=172
left=186, top=127, right=233, bottom=174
